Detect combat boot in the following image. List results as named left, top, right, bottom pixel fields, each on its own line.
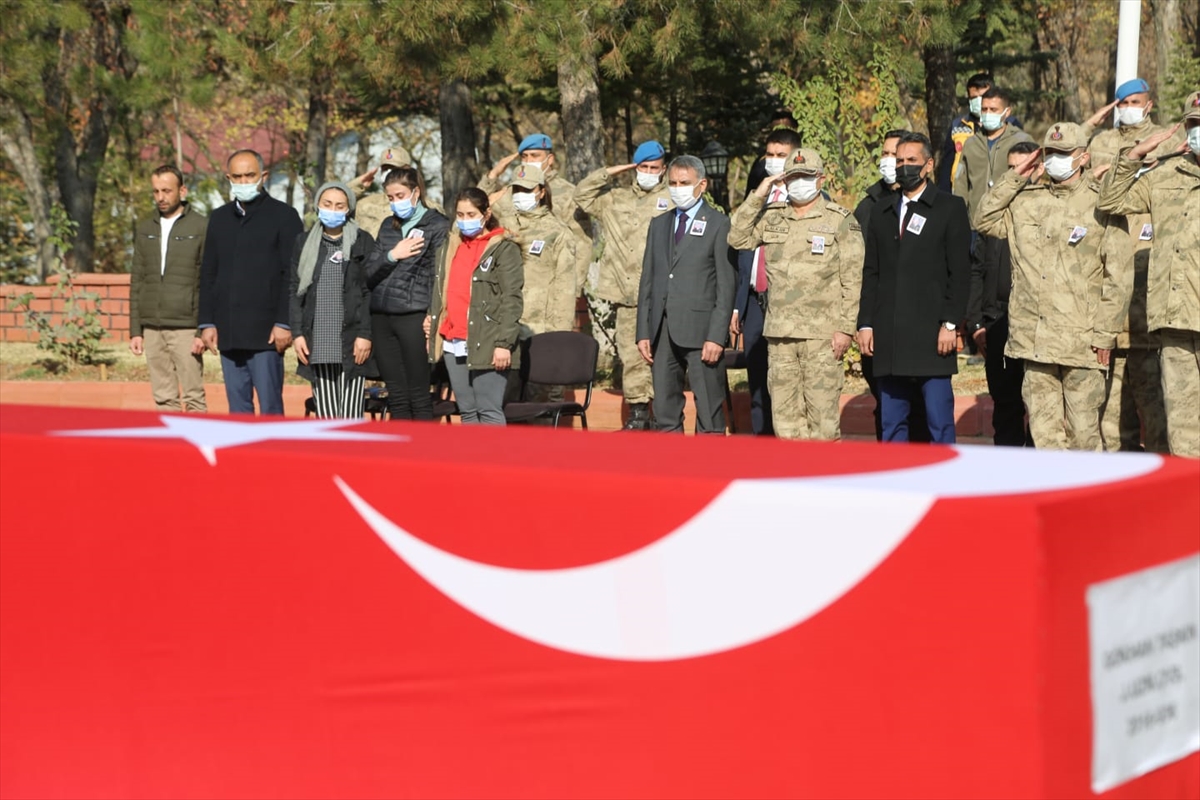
left=622, top=402, right=652, bottom=431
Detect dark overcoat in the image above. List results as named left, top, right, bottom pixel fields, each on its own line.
left=858, top=181, right=971, bottom=378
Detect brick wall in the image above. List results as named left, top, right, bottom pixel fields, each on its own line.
left=0, top=275, right=590, bottom=345
left=0, top=274, right=131, bottom=343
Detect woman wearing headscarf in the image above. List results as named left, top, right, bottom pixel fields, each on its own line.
left=364, top=166, right=451, bottom=420
left=425, top=188, right=523, bottom=425
left=289, top=182, right=374, bottom=418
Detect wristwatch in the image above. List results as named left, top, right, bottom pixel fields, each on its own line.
left=942, top=321, right=957, bottom=331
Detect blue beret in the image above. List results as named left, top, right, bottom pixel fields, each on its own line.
left=518, top=133, right=553, bottom=153
left=1115, top=78, right=1150, bottom=101
left=633, top=140, right=666, bottom=164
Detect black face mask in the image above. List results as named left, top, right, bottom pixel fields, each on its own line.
left=895, top=164, right=926, bottom=191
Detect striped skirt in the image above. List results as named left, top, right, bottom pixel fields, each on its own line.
left=311, top=363, right=366, bottom=419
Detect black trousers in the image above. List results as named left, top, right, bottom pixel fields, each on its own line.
left=862, top=354, right=930, bottom=442
left=741, top=291, right=774, bottom=435
left=371, top=311, right=432, bottom=421
left=983, top=315, right=1032, bottom=446
left=651, top=314, right=727, bottom=434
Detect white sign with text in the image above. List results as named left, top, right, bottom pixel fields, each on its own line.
left=1088, top=554, right=1200, bottom=793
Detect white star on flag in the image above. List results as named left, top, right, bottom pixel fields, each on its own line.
left=53, top=416, right=408, bottom=465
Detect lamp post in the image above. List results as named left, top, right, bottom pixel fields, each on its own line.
left=699, top=140, right=729, bottom=210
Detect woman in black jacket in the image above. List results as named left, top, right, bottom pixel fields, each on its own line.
left=289, top=182, right=375, bottom=418
left=364, top=167, right=451, bottom=420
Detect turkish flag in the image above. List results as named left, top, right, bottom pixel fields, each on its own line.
left=1, top=405, right=1196, bottom=799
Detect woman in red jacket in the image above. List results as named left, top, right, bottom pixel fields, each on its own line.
left=425, top=188, right=524, bottom=425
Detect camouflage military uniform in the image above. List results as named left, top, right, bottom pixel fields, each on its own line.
left=1086, top=119, right=1169, bottom=452
left=728, top=192, right=864, bottom=441
left=347, top=145, right=416, bottom=239
left=507, top=205, right=578, bottom=335
left=974, top=166, right=1129, bottom=451
left=575, top=167, right=674, bottom=406
left=1098, top=126, right=1200, bottom=458
left=480, top=168, right=591, bottom=288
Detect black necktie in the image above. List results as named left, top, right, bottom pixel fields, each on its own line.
left=674, top=212, right=687, bottom=244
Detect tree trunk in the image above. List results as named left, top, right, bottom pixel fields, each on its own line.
left=43, top=0, right=135, bottom=272
left=624, top=99, right=634, bottom=163
left=557, top=47, right=604, bottom=183
left=923, top=45, right=958, bottom=157
left=305, top=74, right=330, bottom=213
left=0, top=102, right=58, bottom=281
left=1151, top=0, right=1182, bottom=98
left=1043, top=6, right=1082, bottom=122
left=439, top=79, right=479, bottom=207
left=355, top=130, right=370, bottom=179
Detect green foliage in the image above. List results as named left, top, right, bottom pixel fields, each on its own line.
left=1162, top=52, right=1200, bottom=123
left=11, top=209, right=106, bottom=367
left=772, top=44, right=905, bottom=204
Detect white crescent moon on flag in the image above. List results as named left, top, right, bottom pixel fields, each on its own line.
left=336, top=448, right=1162, bottom=661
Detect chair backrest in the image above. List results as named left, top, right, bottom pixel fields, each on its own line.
left=522, top=331, right=599, bottom=387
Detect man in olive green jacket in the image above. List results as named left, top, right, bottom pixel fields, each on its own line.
left=953, top=85, right=1034, bottom=222
left=130, top=165, right=208, bottom=412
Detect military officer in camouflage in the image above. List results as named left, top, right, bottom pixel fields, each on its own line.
left=480, top=133, right=591, bottom=289
left=575, top=141, right=674, bottom=430
left=1083, top=79, right=1169, bottom=452
left=1097, top=92, right=1200, bottom=459
left=974, top=122, right=1130, bottom=451
left=505, top=165, right=578, bottom=335
left=728, top=148, right=864, bottom=440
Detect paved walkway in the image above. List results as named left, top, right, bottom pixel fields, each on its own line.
left=0, top=380, right=996, bottom=439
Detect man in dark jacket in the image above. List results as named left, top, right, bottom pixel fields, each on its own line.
left=130, top=164, right=208, bottom=412
left=199, top=150, right=304, bottom=415
left=857, top=132, right=971, bottom=443
left=966, top=141, right=1038, bottom=447
left=854, top=129, right=930, bottom=443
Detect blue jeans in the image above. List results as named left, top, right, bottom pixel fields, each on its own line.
left=878, top=375, right=956, bottom=443
left=221, top=349, right=284, bottom=415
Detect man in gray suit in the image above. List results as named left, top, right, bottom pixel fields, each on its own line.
left=636, top=155, right=738, bottom=433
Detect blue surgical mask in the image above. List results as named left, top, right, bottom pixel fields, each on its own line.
left=457, top=218, right=483, bottom=237
left=230, top=182, right=261, bottom=203
left=968, top=96, right=983, bottom=117
left=390, top=197, right=415, bottom=219
left=318, top=208, right=347, bottom=229
left=980, top=111, right=1006, bottom=133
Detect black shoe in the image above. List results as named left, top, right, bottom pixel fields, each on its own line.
left=622, top=403, right=651, bottom=431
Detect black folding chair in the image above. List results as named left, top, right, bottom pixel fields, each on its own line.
left=429, top=358, right=459, bottom=423
left=503, top=331, right=600, bottom=429
left=723, top=334, right=747, bottom=434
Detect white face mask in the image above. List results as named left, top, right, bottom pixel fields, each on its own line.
left=1117, top=106, right=1146, bottom=127
left=668, top=184, right=699, bottom=211
left=512, top=190, right=539, bottom=213
left=1187, top=126, right=1200, bottom=153
left=980, top=111, right=1006, bottom=133
left=786, top=176, right=820, bottom=204
left=230, top=182, right=261, bottom=203
left=879, top=156, right=897, bottom=185
left=968, top=96, right=983, bottom=117
left=764, top=157, right=786, bottom=176
left=521, top=159, right=545, bottom=173
left=1043, top=153, right=1079, bottom=182
left=635, top=170, right=661, bottom=190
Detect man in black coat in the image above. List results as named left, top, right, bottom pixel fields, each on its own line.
left=637, top=155, right=737, bottom=434
left=853, top=128, right=930, bottom=443
left=857, top=132, right=971, bottom=443
left=199, top=150, right=304, bottom=415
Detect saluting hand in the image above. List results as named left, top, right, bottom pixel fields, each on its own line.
left=1085, top=100, right=1119, bottom=129
left=1015, top=149, right=1043, bottom=180
left=488, top=152, right=519, bottom=180
left=606, top=163, right=637, bottom=176
left=756, top=174, right=782, bottom=198
left=1127, top=123, right=1182, bottom=161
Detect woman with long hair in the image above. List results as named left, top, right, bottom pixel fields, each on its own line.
left=363, top=167, right=450, bottom=420
left=425, top=188, right=523, bottom=425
